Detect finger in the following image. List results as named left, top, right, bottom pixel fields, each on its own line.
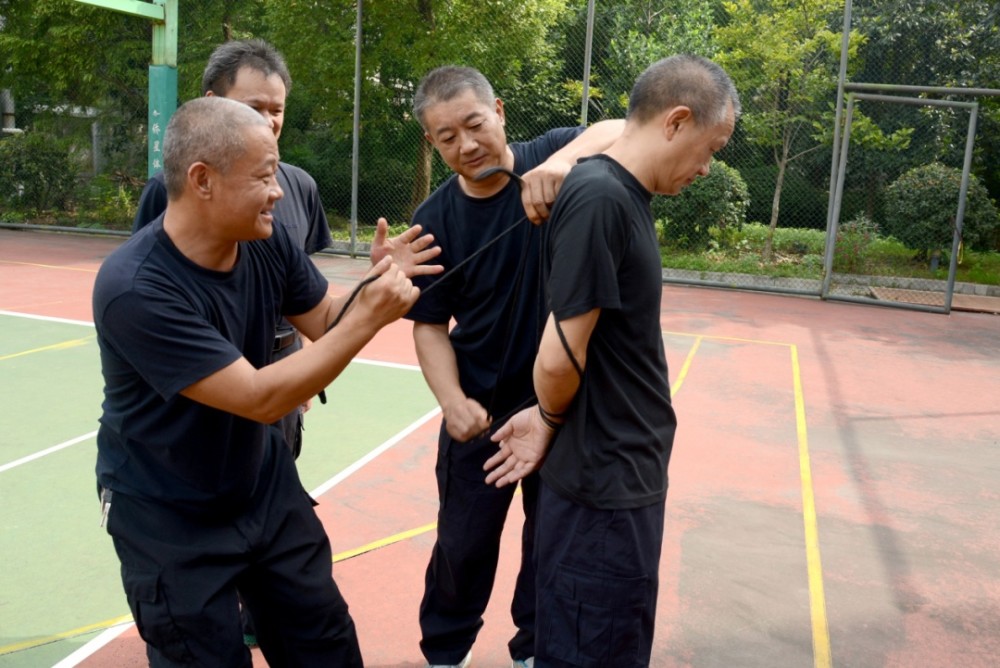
left=491, top=421, right=513, bottom=442
left=395, top=224, right=421, bottom=244
left=410, top=261, right=444, bottom=276
left=484, top=445, right=510, bottom=471
left=409, top=232, right=437, bottom=252
left=373, top=217, right=388, bottom=246
left=485, top=456, right=514, bottom=484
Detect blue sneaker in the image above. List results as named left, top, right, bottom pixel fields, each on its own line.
left=426, top=650, right=471, bottom=668
left=512, top=659, right=534, bottom=668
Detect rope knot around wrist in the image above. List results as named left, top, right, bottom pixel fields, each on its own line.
left=537, top=404, right=565, bottom=431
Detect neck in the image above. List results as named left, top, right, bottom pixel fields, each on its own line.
left=458, top=147, right=516, bottom=198
left=163, top=203, right=239, bottom=271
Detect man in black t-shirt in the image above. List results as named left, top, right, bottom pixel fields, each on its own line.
left=94, top=96, right=420, bottom=667
left=133, top=40, right=330, bottom=461
left=405, top=66, right=623, bottom=668
left=488, top=55, right=740, bottom=666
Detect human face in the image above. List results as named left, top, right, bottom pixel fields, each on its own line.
left=213, top=125, right=284, bottom=241
left=422, top=89, right=508, bottom=182
left=211, top=67, right=287, bottom=141
left=659, top=103, right=735, bottom=196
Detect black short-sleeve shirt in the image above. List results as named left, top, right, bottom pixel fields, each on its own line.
left=405, top=127, right=584, bottom=417
left=92, top=219, right=329, bottom=516
left=541, top=155, right=677, bottom=510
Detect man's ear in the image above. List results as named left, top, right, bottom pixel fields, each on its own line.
left=187, top=162, right=213, bottom=199
left=495, top=98, right=506, bottom=125
left=663, top=106, right=693, bottom=140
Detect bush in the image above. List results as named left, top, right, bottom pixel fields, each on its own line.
left=74, top=174, right=141, bottom=230
left=654, top=159, right=750, bottom=250
left=0, top=131, right=79, bottom=210
left=833, top=214, right=879, bottom=274
left=884, top=163, right=1000, bottom=259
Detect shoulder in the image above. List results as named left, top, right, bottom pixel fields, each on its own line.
left=94, top=226, right=162, bottom=315
left=413, top=175, right=460, bottom=225
left=278, top=161, right=318, bottom=188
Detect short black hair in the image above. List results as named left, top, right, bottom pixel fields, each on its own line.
left=412, top=66, right=495, bottom=130
left=201, top=39, right=292, bottom=97
left=628, top=54, right=740, bottom=126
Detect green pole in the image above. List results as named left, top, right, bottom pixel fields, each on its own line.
left=74, top=0, right=177, bottom=176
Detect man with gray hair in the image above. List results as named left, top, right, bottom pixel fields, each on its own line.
left=94, top=95, right=418, bottom=667
left=406, top=65, right=624, bottom=668
left=487, top=54, right=740, bottom=666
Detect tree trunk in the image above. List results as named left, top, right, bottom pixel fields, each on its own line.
left=408, top=0, right=436, bottom=219
left=764, top=150, right=788, bottom=262
left=410, top=138, right=433, bottom=219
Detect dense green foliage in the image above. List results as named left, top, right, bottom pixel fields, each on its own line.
left=655, top=160, right=750, bottom=251
left=884, top=163, right=1000, bottom=257
left=1, top=0, right=998, bottom=286
left=0, top=131, right=78, bottom=210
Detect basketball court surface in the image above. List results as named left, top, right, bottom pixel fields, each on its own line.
left=1, top=227, right=998, bottom=667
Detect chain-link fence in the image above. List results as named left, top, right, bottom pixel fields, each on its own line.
left=2, top=0, right=998, bottom=311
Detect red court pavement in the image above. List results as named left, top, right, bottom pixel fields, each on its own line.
left=3, top=228, right=998, bottom=667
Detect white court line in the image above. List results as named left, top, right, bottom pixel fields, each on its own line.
left=51, top=620, right=134, bottom=668
left=54, top=406, right=442, bottom=666
left=0, top=309, right=93, bottom=327
left=0, top=431, right=98, bottom=474
left=310, top=405, right=441, bottom=497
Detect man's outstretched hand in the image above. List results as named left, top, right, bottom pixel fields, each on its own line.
left=484, top=406, right=554, bottom=488
left=370, top=217, right=443, bottom=278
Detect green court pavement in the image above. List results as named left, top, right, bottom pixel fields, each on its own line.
left=0, top=314, right=436, bottom=667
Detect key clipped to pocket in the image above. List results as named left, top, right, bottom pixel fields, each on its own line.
left=99, top=488, right=113, bottom=528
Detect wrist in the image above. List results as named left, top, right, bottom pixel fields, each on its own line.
left=537, top=404, right=565, bottom=431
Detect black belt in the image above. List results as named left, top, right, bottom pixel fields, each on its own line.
left=273, top=329, right=296, bottom=353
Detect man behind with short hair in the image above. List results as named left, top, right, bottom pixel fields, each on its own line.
left=488, top=54, right=740, bottom=666
left=95, top=95, right=419, bottom=667
left=406, top=65, right=623, bottom=668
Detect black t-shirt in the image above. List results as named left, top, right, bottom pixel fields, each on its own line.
left=405, top=127, right=584, bottom=417
left=132, top=163, right=332, bottom=255
left=541, top=154, right=677, bottom=510
left=132, top=163, right=331, bottom=345
left=92, top=219, right=328, bottom=516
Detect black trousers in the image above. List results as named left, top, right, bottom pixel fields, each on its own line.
left=105, top=444, right=363, bottom=667
left=534, top=480, right=665, bottom=668
left=419, top=424, right=539, bottom=664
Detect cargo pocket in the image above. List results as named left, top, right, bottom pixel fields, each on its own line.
left=122, top=569, right=193, bottom=664
left=542, top=563, right=649, bottom=667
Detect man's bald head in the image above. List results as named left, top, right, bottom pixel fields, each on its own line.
left=162, top=96, right=270, bottom=199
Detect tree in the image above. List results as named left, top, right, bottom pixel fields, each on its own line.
left=265, top=0, right=570, bottom=223
left=715, top=0, right=860, bottom=260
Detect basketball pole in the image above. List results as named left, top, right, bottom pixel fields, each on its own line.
left=73, top=0, right=178, bottom=177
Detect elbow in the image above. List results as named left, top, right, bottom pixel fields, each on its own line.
left=534, top=351, right=584, bottom=387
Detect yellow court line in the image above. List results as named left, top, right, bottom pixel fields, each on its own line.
left=670, top=334, right=702, bottom=396
left=7, top=336, right=832, bottom=666
left=0, top=615, right=133, bottom=656
left=666, top=329, right=832, bottom=666
left=0, top=335, right=95, bottom=362
left=791, top=345, right=832, bottom=668
left=333, top=521, right=438, bottom=563
left=663, top=329, right=795, bottom=348
left=0, top=259, right=98, bottom=273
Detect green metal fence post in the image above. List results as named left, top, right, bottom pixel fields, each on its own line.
left=74, top=0, right=177, bottom=176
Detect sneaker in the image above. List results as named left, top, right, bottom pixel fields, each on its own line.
left=426, top=650, right=472, bottom=668
left=512, top=659, right=534, bottom=668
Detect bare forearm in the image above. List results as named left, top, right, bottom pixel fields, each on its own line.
left=552, top=119, right=624, bottom=164
left=413, top=323, right=465, bottom=410
left=533, top=310, right=599, bottom=417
